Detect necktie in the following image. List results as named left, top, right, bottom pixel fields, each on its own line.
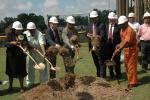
left=109, top=24, right=113, bottom=42
left=93, top=24, right=96, bottom=36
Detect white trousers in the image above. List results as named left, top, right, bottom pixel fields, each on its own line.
left=26, top=50, right=48, bottom=86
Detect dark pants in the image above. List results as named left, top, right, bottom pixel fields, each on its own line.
left=92, top=51, right=106, bottom=78
left=49, top=56, right=56, bottom=79
left=140, top=41, right=150, bottom=69
left=63, top=46, right=75, bottom=74
left=109, top=53, right=121, bottom=78
left=105, top=41, right=121, bottom=78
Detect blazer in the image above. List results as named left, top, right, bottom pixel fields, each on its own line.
left=45, top=27, right=61, bottom=49
left=104, top=23, right=121, bottom=59
left=86, top=21, right=107, bottom=52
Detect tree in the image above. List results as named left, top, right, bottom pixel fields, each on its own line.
left=0, top=17, right=16, bottom=33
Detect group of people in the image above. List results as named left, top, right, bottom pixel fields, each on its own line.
left=5, top=15, right=78, bottom=93
left=4, top=10, right=150, bottom=93
left=86, top=10, right=150, bottom=89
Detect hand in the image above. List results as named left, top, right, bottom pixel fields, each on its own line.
left=115, top=44, right=120, bottom=50
left=71, top=45, right=75, bottom=50
left=23, top=47, right=27, bottom=52
left=92, top=46, right=96, bottom=51
left=55, top=44, right=60, bottom=48
left=10, top=41, right=17, bottom=45
left=87, top=33, right=92, bottom=38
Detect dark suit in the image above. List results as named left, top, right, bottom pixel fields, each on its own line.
left=105, top=23, right=121, bottom=78
left=45, top=27, right=61, bottom=79
left=86, top=21, right=107, bottom=78
left=45, top=28, right=61, bottom=49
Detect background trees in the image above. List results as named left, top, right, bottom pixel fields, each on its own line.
left=0, top=9, right=110, bottom=34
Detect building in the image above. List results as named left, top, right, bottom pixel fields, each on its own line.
left=116, top=0, right=150, bottom=23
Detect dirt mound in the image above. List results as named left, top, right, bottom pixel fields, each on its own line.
left=20, top=76, right=130, bottom=100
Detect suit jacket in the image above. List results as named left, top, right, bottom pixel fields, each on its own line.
left=45, top=27, right=60, bottom=49
left=86, top=21, right=107, bottom=57
left=104, top=23, right=121, bottom=59
left=62, top=27, right=78, bottom=48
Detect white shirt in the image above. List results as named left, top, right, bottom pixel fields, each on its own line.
left=23, top=30, right=45, bottom=48
left=108, top=24, right=114, bottom=39
left=128, top=22, right=140, bottom=41
left=128, top=22, right=140, bottom=34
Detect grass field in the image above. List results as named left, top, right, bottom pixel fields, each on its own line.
left=0, top=43, right=150, bottom=100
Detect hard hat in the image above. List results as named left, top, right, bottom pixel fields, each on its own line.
left=128, top=12, right=135, bottom=17
left=49, top=16, right=58, bottom=23
left=108, top=12, right=116, bottom=19
left=143, top=12, right=150, bottom=18
left=27, top=22, right=36, bottom=29
left=118, top=15, right=128, bottom=25
left=90, top=11, right=98, bottom=18
left=12, top=21, right=23, bottom=30
left=66, top=16, right=75, bottom=24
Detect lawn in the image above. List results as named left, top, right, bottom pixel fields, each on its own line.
left=0, top=43, right=150, bottom=100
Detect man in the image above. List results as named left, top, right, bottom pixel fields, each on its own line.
left=128, top=12, right=140, bottom=42
left=86, top=10, right=107, bottom=78
left=139, top=12, right=150, bottom=70
left=114, top=16, right=138, bottom=88
left=24, top=22, right=48, bottom=87
left=45, top=16, right=61, bottom=79
left=105, top=12, right=121, bottom=79
left=61, top=16, right=78, bottom=73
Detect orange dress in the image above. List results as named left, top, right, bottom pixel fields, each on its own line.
left=120, top=26, right=138, bottom=85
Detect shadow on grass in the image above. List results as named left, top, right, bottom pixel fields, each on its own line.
left=117, top=69, right=150, bottom=84
left=138, top=76, right=150, bottom=86
left=0, top=83, right=40, bottom=96
left=108, top=72, right=127, bottom=84
left=0, top=87, right=20, bottom=96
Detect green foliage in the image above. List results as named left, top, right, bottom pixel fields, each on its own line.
left=0, top=13, right=47, bottom=33
left=0, top=17, right=16, bottom=33
left=17, top=13, right=47, bottom=32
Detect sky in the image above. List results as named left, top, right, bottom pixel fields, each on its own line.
left=0, top=0, right=116, bottom=20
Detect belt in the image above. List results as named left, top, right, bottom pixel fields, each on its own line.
left=124, top=45, right=136, bottom=49
left=141, top=40, right=150, bottom=42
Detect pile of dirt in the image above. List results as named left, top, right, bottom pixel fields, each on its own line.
left=20, top=75, right=130, bottom=100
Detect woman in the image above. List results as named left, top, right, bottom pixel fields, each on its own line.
left=6, top=21, right=28, bottom=93
left=24, top=22, right=48, bottom=87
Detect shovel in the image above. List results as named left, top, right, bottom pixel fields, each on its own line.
left=35, top=49, right=57, bottom=71
left=19, top=45, right=45, bottom=70
left=17, top=35, right=45, bottom=70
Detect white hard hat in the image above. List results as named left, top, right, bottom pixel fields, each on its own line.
left=143, top=12, right=150, bottom=18
left=49, top=16, right=58, bottom=23
left=108, top=12, right=116, bottom=19
left=12, top=21, right=23, bottom=30
left=90, top=11, right=98, bottom=18
left=66, top=16, right=75, bottom=24
left=128, top=12, right=135, bottom=17
left=27, top=22, right=36, bottom=29
left=118, top=15, right=128, bottom=25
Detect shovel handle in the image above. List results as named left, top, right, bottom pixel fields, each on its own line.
left=18, top=45, right=42, bottom=69
left=35, top=49, right=56, bottom=70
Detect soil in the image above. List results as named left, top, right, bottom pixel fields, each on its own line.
left=20, top=75, right=130, bottom=100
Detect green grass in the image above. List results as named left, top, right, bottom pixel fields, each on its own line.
left=0, top=43, right=150, bottom=100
